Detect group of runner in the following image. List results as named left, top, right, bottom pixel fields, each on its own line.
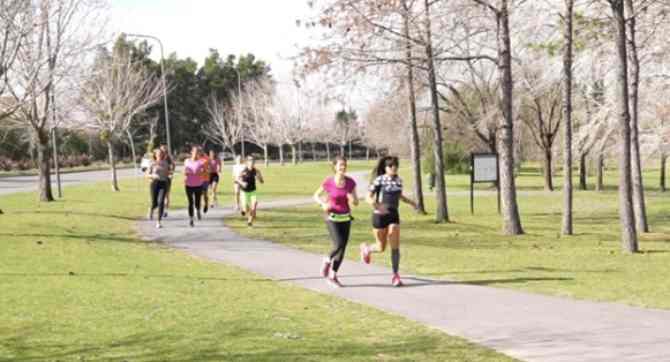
left=145, top=145, right=263, bottom=228
left=314, top=155, right=417, bottom=288
left=148, top=149, right=413, bottom=287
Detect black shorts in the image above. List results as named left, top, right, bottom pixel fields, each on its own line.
left=210, top=173, right=220, bottom=184
left=372, top=208, right=400, bottom=229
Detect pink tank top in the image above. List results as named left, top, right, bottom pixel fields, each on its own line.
left=184, top=159, right=205, bottom=187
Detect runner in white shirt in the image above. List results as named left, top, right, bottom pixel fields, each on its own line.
left=232, top=155, right=246, bottom=214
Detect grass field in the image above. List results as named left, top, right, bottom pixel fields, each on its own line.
left=225, top=164, right=670, bottom=310
left=0, top=163, right=515, bottom=361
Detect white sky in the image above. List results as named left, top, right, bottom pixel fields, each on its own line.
left=110, top=0, right=316, bottom=83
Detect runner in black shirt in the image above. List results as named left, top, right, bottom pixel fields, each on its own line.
left=360, top=156, right=417, bottom=287
left=236, top=155, right=264, bottom=227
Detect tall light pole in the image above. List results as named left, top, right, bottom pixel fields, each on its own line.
left=125, top=33, right=172, bottom=156
left=235, top=68, right=245, bottom=157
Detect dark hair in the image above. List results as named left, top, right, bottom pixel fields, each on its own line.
left=371, top=156, right=399, bottom=180
left=332, top=155, right=347, bottom=171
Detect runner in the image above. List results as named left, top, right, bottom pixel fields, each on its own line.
left=199, top=149, right=211, bottom=214
left=313, top=156, right=359, bottom=288
left=236, top=155, right=264, bottom=227
left=232, top=155, right=245, bottom=215
left=184, top=146, right=206, bottom=227
left=146, top=148, right=171, bottom=229
left=159, top=144, right=175, bottom=218
left=360, top=156, right=417, bottom=287
left=208, top=149, right=222, bottom=208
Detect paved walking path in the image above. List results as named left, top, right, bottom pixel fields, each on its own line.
left=136, top=175, right=670, bottom=362
left=0, top=168, right=139, bottom=195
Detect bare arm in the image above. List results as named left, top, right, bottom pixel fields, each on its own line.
left=256, top=169, right=264, bottom=184
left=349, top=189, right=359, bottom=207
left=400, top=193, right=417, bottom=209
left=313, top=186, right=329, bottom=211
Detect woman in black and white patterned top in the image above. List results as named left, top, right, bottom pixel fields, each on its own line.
left=360, top=156, right=417, bottom=287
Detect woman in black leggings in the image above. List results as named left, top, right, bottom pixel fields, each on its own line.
left=184, top=146, right=206, bottom=227
left=146, top=148, right=171, bottom=229
left=313, top=156, right=359, bottom=287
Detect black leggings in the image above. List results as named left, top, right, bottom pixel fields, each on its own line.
left=326, top=220, right=351, bottom=272
left=185, top=185, right=203, bottom=218
left=150, top=180, right=168, bottom=221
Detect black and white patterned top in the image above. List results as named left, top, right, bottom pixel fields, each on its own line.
left=369, top=175, right=403, bottom=210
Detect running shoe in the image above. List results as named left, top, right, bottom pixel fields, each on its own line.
left=197, top=211, right=202, bottom=220
left=247, top=221, right=253, bottom=227
left=147, top=209, right=153, bottom=220
left=360, top=243, right=371, bottom=264
left=155, top=222, right=162, bottom=229
left=163, top=212, right=168, bottom=218
left=241, top=211, right=246, bottom=216
left=321, top=257, right=331, bottom=278
left=328, top=275, right=343, bottom=288
left=189, top=219, right=194, bottom=227
left=392, top=273, right=403, bottom=287
left=203, top=205, right=208, bottom=214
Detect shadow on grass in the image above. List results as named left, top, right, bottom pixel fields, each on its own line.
left=0, top=232, right=145, bottom=244
left=0, top=326, right=477, bottom=362
left=13, top=210, right=140, bottom=221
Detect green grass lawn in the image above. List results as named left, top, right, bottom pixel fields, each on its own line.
left=0, top=168, right=514, bottom=361
left=226, top=164, right=670, bottom=310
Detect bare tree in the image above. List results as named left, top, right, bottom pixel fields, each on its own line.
left=605, top=0, right=638, bottom=253
left=205, top=93, right=244, bottom=156
left=519, top=60, right=563, bottom=191
left=245, top=79, right=275, bottom=166
left=79, top=47, right=164, bottom=191
left=5, top=0, right=106, bottom=201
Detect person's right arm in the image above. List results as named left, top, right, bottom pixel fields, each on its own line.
left=313, top=186, right=329, bottom=212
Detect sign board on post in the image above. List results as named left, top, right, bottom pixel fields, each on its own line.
left=470, top=153, right=500, bottom=214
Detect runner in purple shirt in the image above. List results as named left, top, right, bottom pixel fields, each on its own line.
left=313, top=156, right=359, bottom=287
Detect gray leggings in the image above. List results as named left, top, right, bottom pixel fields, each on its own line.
left=326, top=219, right=351, bottom=272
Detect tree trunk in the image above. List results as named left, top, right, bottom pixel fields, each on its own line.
left=610, top=0, right=638, bottom=253
left=127, top=129, right=138, bottom=177
left=298, top=141, right=304, bottom=163
left=366, top=147, right=370, bottom=161
left=403, top=0, right=426, bottom=214
left=496, top=1, right=523, bottom=234
left=561, top=0, right=574, bottom=235
left=311, top=142, right=316, bottom=161
left=36, top=129, right=54, bottom=202
left=52, top=127, right=62, bottom=198
left=424, top=0, right=448, bottom=223
left=624, top=0, right=649, bottom=233
left=340, top=143, right=345, bottom=157
left=291, top=143, right=297, bottom=165
left=348, top=141, right=353, bottom=159
left=543, top=148, right=554, bottom=191
left=579, top=152, right=588, bottom=190
left=596, top=153, right=604, bottom=192
left=107, top=140, right=119, bottom=192
left=660, top=154, right=666, bottom=192
left=263, top=145, right=269, bottom=167
left=326, top=143, right=331, bottom=162
left=279, top=144, right=285, bottom=166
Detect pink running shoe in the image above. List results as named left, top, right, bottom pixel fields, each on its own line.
left=360, top=243, right=371, bottom=264
left=392, top=273, right=403, bottom=287
left=321, top=258, right=331, bottom=278
left=328, top=275, right=343, bottom=288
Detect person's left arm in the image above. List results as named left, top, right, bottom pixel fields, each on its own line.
left=256, top=169, right=264, bottom=184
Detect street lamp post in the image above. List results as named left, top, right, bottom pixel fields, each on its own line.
left=235, top=68, right=245, bottom=157
left=125, top=33, right=172, bottom=157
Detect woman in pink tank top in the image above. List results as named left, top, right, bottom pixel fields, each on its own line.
left=184, top=146, right=205, bottom=227
left=312, top=156, right=359, bottom=287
